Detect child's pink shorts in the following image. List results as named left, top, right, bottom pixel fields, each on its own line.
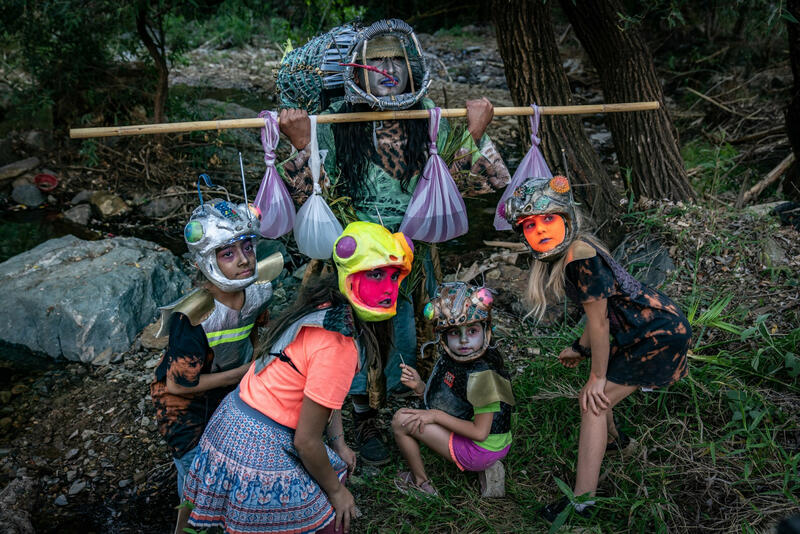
left=448, top=433, right=510, bottom=472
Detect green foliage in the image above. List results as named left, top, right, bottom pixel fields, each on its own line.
left=682, top=137, right=740, bottom=195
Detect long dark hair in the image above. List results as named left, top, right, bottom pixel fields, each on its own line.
left=332, top=101, right=429, bottom=201
left=255, top=274, right=390, bottom=373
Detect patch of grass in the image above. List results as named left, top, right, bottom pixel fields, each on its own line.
left=682, top=137, right=742, bottom=196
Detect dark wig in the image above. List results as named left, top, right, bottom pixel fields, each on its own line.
left=255, top=273, right=391, bottom=374
left=332, top=101, right=429, bottom=202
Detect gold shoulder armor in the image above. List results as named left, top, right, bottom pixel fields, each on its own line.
left=155, top=288, right=215, bottom=337
left=255, top=252, right=284, bottom=284
left=565, top=240, right=596, bottom=265
left=466, top=370, right=516, bottom=408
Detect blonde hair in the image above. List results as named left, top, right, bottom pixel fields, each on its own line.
left=524, top=224, right=610, bottom=322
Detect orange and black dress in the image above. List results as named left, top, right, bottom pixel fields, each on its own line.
left=563, top=241, right=691, bottom=388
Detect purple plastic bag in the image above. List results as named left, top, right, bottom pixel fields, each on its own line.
left=493, top=104, right=553, bottom=230
left=254, top=110, right=296, bottom=238
left=399, top=107, right=468, bottom=243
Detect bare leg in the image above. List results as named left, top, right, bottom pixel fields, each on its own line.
left=174, top=504, right=190, bottom=534
left=392, top=411, right=453, bottom=484
left=573, top=382, right=637, bottom=497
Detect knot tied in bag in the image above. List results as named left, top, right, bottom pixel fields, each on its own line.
left=254, top=110, right=296, bottom=238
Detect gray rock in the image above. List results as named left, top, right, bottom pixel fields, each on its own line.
left=71, top=190, right=94, bottom=205
left=590, top=131, right=613, bottom=146
left=90, top=191, right=130, bottom=218
left=613, top=236, right=675, bottom=289
left=54, top=494, right=68, bottom=506
left=68, top=480, right=86, bottom=495
left=195, top=99, right=260, bottom=151
left=760, top=236, right=788, bottom=269
left=141, top=195, right=181, bottom=218
left=118, top=479, right=131, bottom=488
left=0, top=235, right=191, bottom=363
left=64, top=204, right=91, bottom=225
left=0, top=157, right=40, bottom=182
left=65, top=448, right=79, bottom=459
left=11, top=184, right=44, bottom=207
left=23, top=130, right=52, bottom=151
left=0, top=477, right=35, bottom=533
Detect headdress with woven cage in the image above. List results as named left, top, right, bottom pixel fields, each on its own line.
left=504, top=175, right=580, bottom=261
left=423, top=282, right=495, bottom=362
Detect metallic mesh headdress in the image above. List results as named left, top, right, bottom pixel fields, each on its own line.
left=276, top=19, right=430, bottom=113
left=504, top=175, right=580, bottom=261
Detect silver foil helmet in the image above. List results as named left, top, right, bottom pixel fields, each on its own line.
left=504, top=175, right=580, bottom=261
left=184, top=200, right=260, bottom=292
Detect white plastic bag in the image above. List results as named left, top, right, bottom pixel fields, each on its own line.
left=294, top=116, right=343, bottom=259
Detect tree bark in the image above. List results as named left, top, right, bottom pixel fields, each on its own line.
left=785, top=0, right=800, bottom=200
left=136, top=2, right=168, bottom=124
left=560, top=0, right=696, bottom=202
left=490, top=0, right=621, bottom=233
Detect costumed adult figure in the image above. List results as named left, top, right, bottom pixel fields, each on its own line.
left=504, top=175, right=691, bottom=520
left=278, top=18, right=511, bottom=465
left=179, top=221, right=413, bottom=534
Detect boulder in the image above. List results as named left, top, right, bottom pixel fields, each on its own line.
left=11, top=184, right=44, bottom=207
left=0, top=235, right=191, bottom=363
left=0, top=157, right=40, bottom=182
left=71, top=190, right=94, bottom=205
left=141, top=186, right=182, bottom=218
left=91, top=191, right=130, bottom=218
left=0, top=477, right=35, bottom=534
left=64, top=204, right=91, bottom=225
left=613, top=236, right=675, bottom=289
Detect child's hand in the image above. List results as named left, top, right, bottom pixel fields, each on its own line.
left=579, top=374, right=609, bottom=416
left=399, top=364, right=423, bottom=395
left=334, top=443, right=357, bottom=476
left=396, top=408, right=438, bottom=435
left=557, top=346, right=585, bottom=368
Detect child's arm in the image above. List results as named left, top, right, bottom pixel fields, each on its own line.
left=166, top=362, right=251, bottom=396
left=397, top=408, right=494, bottom=442
left=399, top=364, right=425, bottom=396
left=580, top=298, right=611, bottom=416
left=326, top=410, right=356, bottom=475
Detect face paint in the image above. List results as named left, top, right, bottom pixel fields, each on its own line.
left=215, top=238, right=256, bottom=281
left=521, top=214, right=566, bottom=253
left=350, top=266, right=402, bottom=308
left=364, top=57, right=409, bottom=97
left=445, top=324, right=485, bottom=358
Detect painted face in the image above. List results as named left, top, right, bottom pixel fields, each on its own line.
left=521, top=214, right=566, bottom=253
left=350, top=266, right=402, bottom=309
left=215, top=238, right=256, bottom=280
left=364, top=57, right=409, bottom=97
left=445, top=324, right=486, bottom=358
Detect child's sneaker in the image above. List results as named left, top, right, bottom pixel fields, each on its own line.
left=479, top=461, right=505, bottom=498
left=394, top=471, right=438, bottom=497
left=540, top=496, right=594, bottom=522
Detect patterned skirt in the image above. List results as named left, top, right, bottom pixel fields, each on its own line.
left=183, top=388, right=347, bottom=534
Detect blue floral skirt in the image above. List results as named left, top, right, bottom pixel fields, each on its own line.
left=183, top=388, right=347, bottom=534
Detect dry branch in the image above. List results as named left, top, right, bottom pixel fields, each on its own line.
left=741, top=153, right=796, bottom=205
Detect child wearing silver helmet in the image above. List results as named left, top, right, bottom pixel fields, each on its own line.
left=149, top=193, right=283, bottom=529
left=392, top=281, right=515, bottom=498
left=505, top=175, right=691, bottom=521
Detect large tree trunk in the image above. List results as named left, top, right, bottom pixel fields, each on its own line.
left=786, top=0, right=800, bottom=200
left=560, top=0, right=696, bottom=202
left=491, top=0, right=621, bottom=233
left=136, top=2, right=168, bottom=124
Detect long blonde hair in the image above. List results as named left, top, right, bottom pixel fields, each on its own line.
left=525, top=228, right=610, bottom=322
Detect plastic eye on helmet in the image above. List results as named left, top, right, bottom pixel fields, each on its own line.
left=335, top=236, right=357, bottom=259
left=549, top=175, right=570, bottom=194
left=423, top=302, right=435, bottom=320
left=184, top=221, right=204, bottom=243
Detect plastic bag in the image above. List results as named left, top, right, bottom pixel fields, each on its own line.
left=399, top=107, right=468, bottom=243
left=493, top=104, right=553, bottom=230
left=294, top=115, right=343, bottom=259
left=254, top=110, right=296, bottom=238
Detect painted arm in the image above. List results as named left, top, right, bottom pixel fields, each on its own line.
left=166, top=362, right=250, bottom=395
left=294, top=396, right=357, bottom=533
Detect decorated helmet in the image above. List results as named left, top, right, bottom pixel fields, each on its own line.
left=342, top=19, right=431, bottom=110
left=504, top=175, right=580, bottom=261
left=332, top=221, right=414, bottom=321
left=423, top=282, right=494, bottom=362
left=184, top=200, right=261, bottom=292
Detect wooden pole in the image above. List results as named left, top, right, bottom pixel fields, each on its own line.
left=69, top=101, right=660, bottom=139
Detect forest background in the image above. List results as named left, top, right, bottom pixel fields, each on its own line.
left=0, top=0, right=799, bottom=532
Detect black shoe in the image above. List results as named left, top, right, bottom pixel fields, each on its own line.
left=354, top=416, right=389, bottom=465
left=540, top=496, right=593, bottom=522
left=606, top=429, right=631, bottom=452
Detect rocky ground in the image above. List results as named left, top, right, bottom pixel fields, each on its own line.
left=0, top=24, right=798, bottom=533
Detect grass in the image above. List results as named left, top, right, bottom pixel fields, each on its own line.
left=350, top=203, right=800, bottom=533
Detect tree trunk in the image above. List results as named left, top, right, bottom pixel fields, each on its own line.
left=136, top=2, right=168, bottom=124
left=560, top=0, right=696, bottom=202
left=490, top=0, right=621, bottom=233
left=785, top=0, right=800, bottom=200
